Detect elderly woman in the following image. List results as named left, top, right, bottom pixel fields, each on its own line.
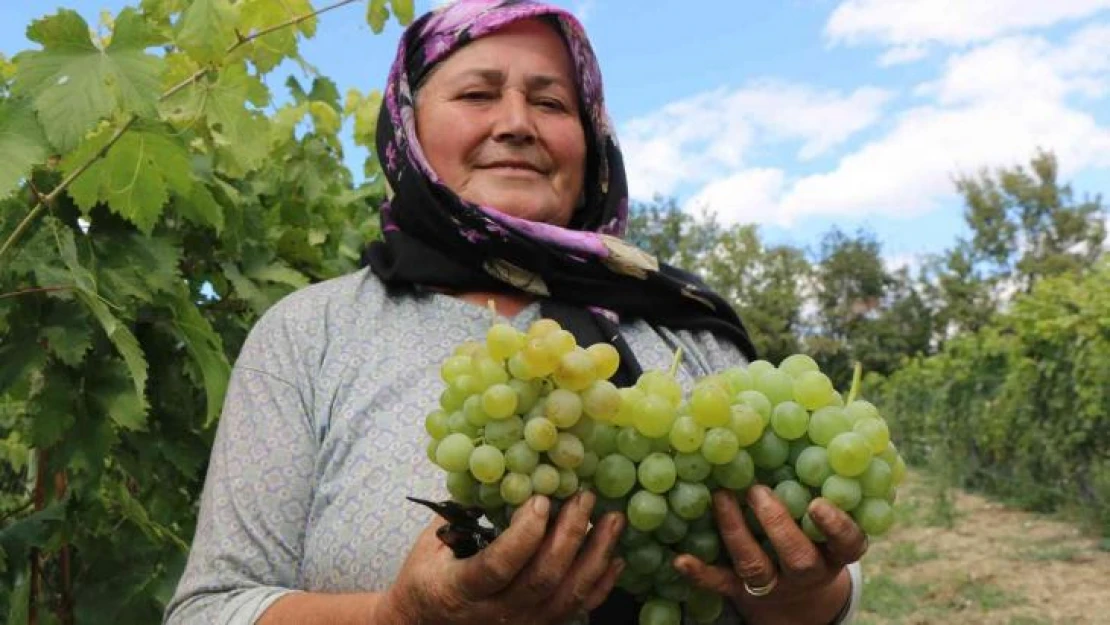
left=163, top=1, right=866, bottom=624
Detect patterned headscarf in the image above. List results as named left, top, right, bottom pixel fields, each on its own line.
left=364, top=0, right=756, bottom=380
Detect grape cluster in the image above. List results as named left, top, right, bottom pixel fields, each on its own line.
left=422, top=315, right=905, bottom=625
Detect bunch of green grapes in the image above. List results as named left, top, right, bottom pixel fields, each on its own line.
left=422, top=314, right=905, bottom=625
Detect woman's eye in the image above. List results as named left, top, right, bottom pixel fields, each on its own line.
left=460, top=91, right=494, bottom=101
left=537, top=99, right=566, bottom=111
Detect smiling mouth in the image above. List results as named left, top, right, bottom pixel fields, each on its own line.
left=480, top=164, right=544, bottom=177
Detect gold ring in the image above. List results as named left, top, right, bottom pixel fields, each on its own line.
left=743, top=575, right=779, bottom=597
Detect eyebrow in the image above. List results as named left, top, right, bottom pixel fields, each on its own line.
left=451, top=68, right=572, bottom=92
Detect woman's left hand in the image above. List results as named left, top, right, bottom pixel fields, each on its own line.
left=674, top=485, right=867, bottom=625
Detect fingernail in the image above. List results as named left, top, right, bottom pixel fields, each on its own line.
left=672, top=556, right=692, bottom=575
left=579, top=490, right=597, bottom=512
left=748, top=484, right=770, bottom=505
left=533, top=495, right=550, bottom=517
left=608, top=512, right=625, bottom=533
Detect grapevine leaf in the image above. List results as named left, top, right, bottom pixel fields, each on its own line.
left=41, top=300, right=93, bottom=367
left=237, top=0, right=316, bottom=73
left=308, top=101, right=340, bottom=136
left=367, top=0, right=390, bottom=33
left=247, top=261, right=309, bottom=289
left=1, top=52, right=15, bottom=80
left=94, top=232, right=181, bottom=304
left=52, top=221, right=148, bottom=416
left=344, top=88, right=381, bottom=148
left=176, top=0, right=239, bottom=65
left=61, top=126, right=192, bottom=234
left=220, top=261, right=270, bottom=313
left=0, top=98, right=49, bottom=197
left=176, top=184, right=225, bottom=233
left=89, top=358, right=147, bottom=430
left=12, top=8, right=164, bottom=152
left=165, top=288, right=230, bottom=427
left=0, top=335, right=44, bottom=395
left=30, top=369, right=76, bottom=448
left=308, top=77, right=340, bottom=107
left=0, top=502, right=66, bottom=574
left=391, top=0, right=415, bottom=25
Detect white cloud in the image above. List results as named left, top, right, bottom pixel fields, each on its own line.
left=573, top=0, right=596, bottom=23
left=826, top=0, right=1110, bottom=49
left=684, top=168, right=787, bottom=226
left=619, top=83, right=892, bottom=200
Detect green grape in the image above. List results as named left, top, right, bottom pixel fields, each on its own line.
left=440, top=354, right=472, bottom=384
left=852, top=498, right=895, bottom=536
left=469, top=444, right=506, bottom=484
left=728, top=403, right=765, bottom=446
left=453, top=340, right=484, bottom=357
left=689, top=382, right=731, bottom=427
left=544, top=388, right=583, bottom=428
left=523, top=417, right=558, bottom=451
left=650, top=435, right=672, bottom=454
left=628, top=490, right=668, bottom=531
left=521, top=337, right=559, bottom=376
left=793, top=370, right=835, bottom=410
left=669, top=414, right=705, bottom=453
left=549, top=432, right=586, bottom=469
left=509, top=379, right=542, bottom=414
left=794, top=446, right=833, bottom=488
left=770, top=401, right=810, bottom=440
left=588, top=422, right=620, bottom=456
left=687, top=587, right=724, bottom=624
left=424, top=409, right=450, bottom=440
left=554, top=348, right=597, bottom=391
left=505, top=440, right=539, bottom=474
left=767, top=464, right=797, bottom=485
left=826, top=390, right=845, bottom=407
left=844, top=399, right=880, bottom=423
left=853, top=417, right=891, bottom=454
left=620, top=525, right=653, bottom=549
left=439, top=385, right=466, bottom=412
left=674, top=451, right=712, bottom=482
left=477, top=481, right=505, bottom=509
left=566, top=416, right=596, bottom=443
left=878, top=441, right=899, bottom=466
left=712, top=449, right=755, bottom=490
left=482, top=415, right=522, bottom=450
left=446, top=471, right=477, bottom=505
left=778, top=353, right=820, bottom=378
left=526, top=318, right=560, bottom=339
left=586, top=342, right=621, bottom=380
left=891, top=454, right=907, bottom=486
left=500, top=472, right=534, bottom=505
left=637, top=370, right=683, bottom=408
left=575, top=450, right=599, bottom=477
left=507, top=353, right=539, bottom=380
left=668, top=481, right=711, bottom=520
left=637, top=393, right=676, bottom=438
left=618, top=568, right=653, bottom=595
left=582, top=379, right=622, bottom=422
left=463, top=395, right=489, bottom=427
left=617, top=427, right=653, bottom=462
left=787, top=436, right=811, bottom=464
left=858, top=458, right=893, bottom=497
left=614, top=386, right=647, bottom=428
left=680, top=530, right=720, bottom=564
left=773, top=480, right=812, bottom=520
left=749, top=429, right=790, bottom=469
left=754, top=369, right=795, bottom=406
left=827, top=432, right=872, bottom=477
left=701, top=427, right=740, bottom=465
left=801, top=512, right=826, bottom=542
left=654, top=510, right=689, bottom=544
left=435, top=433, right=474, bottom=473
left=544, top=329, right=578, bottom=357
left=639, top=599, right=681, bottom=625
left=808, top=406, right=852, bottom=446
left=745, top=359, right=777, bottom=379
left=595, top=454, right=637, bottom=498
left=481, top=383, right=518, bottom=420
left=638, top=452, right=678, bottom=494
left=656, top=579, right=692, bottom=603
left=555, top=467, right=580, bottom=498
left=822, top=475, right=863, bottom=511
left=736, top=390, right=772, bottom=425
left=475, top=356, right=509, bottom=388
left=486, top=323, right=524, bottom=360
left=448, top=411, right=481, bottom=437
left=425, top=439, right=438, bottom=463
left=625, top=540, right=665, bottom=575
left=531, top=464, right=561, bottom=495
left=721, top=366, right=753, bottom=394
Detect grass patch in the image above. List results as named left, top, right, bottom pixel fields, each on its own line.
left=1015, top=544, right=1082, bottom=562
left=860, top=573, right=930, bottom=619
left=1007, top=616, right=1051, bottom=625
left=881, top=541, right=939, bottom=568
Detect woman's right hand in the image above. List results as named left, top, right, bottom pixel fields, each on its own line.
left=382, top=490, right=626, bottom=625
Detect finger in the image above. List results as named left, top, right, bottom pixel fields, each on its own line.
left=712, top=489, right=776, bottom=589
left=581, top=557, right=626, bottom=612
left=552, top=511, right=626, bottom=615
left=809, top=498, right=868, bottom=567
left=507, top=490, right=597, bottom=605
left=749, top=485, right=824, bottom=582
left=673, top=555, right=740, bottom=599
left=456, top=495, right=551, bottom=598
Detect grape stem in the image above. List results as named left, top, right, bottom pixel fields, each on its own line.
left=670, top=347, right=684, bottom=378
left=846, top=362, right=863, bottom=403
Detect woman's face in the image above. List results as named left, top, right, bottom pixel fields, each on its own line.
left=415, top=19, right=587, bottom=227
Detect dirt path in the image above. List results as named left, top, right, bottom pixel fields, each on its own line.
left=855, top=471, right=1110, bottom=625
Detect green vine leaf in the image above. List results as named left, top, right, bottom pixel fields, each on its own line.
left=391, top=0, right=415, bottom=25
left=0, top=99, right=49, bottom=198
left=367, top=0, right=390, bottom=33
left=41, top=300, right=94, bottom=367
left=165, top=288, right=230, bottom=427
left=236, top=0, right=316, bottom=73
left=176, top=0, right=240, bottom=65
left=12, top=8, right=165, bottom=152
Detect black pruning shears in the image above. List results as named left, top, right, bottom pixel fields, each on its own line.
left=406, top=496, right=499, bottom=558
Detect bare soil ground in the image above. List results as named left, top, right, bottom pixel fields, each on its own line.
left=855, top=471, right=1110, bottom=625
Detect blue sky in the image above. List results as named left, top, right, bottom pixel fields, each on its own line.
left=3, top=0, right=1109, bottom=268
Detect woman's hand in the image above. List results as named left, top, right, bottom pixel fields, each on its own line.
left=674, top=485, right=867, bottom=625
left=382, top=490, right=626, bottom=625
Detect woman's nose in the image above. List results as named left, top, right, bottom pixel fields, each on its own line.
left=491, top=90, right=537, bottom=145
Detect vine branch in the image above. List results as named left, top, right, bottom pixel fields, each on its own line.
left=0, top=0, right=364, bottom=264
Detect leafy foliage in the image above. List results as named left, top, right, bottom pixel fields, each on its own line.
left=0, top=0, right=412, bottom=620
